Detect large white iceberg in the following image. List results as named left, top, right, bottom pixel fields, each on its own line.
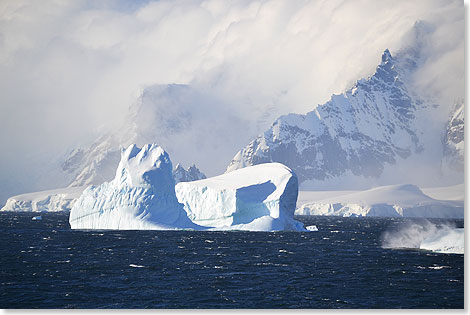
left=175, top=163, right=305, bottom=231
left=70, top=144, right=305, bottom=231
left=69, top=144, right=199, bottom=230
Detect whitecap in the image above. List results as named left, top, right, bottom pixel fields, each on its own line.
left=129, top=264, right=145, bottom=268
left=306, top=225, right=318, bottom=231
left=428, top=266, right=450, bottom=270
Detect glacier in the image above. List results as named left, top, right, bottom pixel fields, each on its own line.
left=175, top=163, right=305, bottom=231
left=1, top=186, right=86, bottom=212
left=296, top=184, right=463, bottom=219
left=69, top=144, right=305, bottom=231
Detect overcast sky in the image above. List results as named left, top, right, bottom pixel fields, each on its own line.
left=0, top=0, right=464, bottom=201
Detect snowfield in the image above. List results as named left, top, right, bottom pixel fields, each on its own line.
left=69, top=144, right=305, bottom=231
left=296, top=184, right=463, bottom=218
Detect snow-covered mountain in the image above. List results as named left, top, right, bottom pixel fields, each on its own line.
left=173, top=163, right=206, bottom=183
left=47, top=25, right=464, bottom=197
left=61, top=83, right=257, bottom=189
left=63, top=135, right=122, bottom=187
left=442, top=101, right=464, bottom=173
left=226, top=47, right=463, bottom=188
left=227, top=49, right=427, bottom=183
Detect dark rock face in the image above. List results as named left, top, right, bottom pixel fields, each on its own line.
left=227, top=49, right=424, bottom=184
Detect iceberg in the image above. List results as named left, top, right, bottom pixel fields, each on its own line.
left=306, top=225, right=318, bottom=232
left=69, top=143, right=304, bottom=231
left=175, top=163, right=305, bottom=231
left=69, top=144, right=199, bottom=230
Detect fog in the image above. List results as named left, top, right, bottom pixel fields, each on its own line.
left=0, top=0, right=464, bottom=202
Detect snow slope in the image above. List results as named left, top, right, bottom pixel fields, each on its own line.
left=296, top=184, right=463, bottom=218
left=69, top=144, right=200, bottom=230
left=175, top=163, right=305, bottom=231
left=1, top=186, right=86, bottom=212
left=421, top=184, right=464, bottom=202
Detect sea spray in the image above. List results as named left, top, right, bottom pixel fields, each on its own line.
left=381, top=219, right=464, bottom=254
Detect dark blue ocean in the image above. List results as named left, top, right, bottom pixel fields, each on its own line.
left=0, top=212, right=463, bottom=308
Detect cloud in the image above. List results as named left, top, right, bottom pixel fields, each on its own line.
left=0, top=0, right=464, bottom=202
